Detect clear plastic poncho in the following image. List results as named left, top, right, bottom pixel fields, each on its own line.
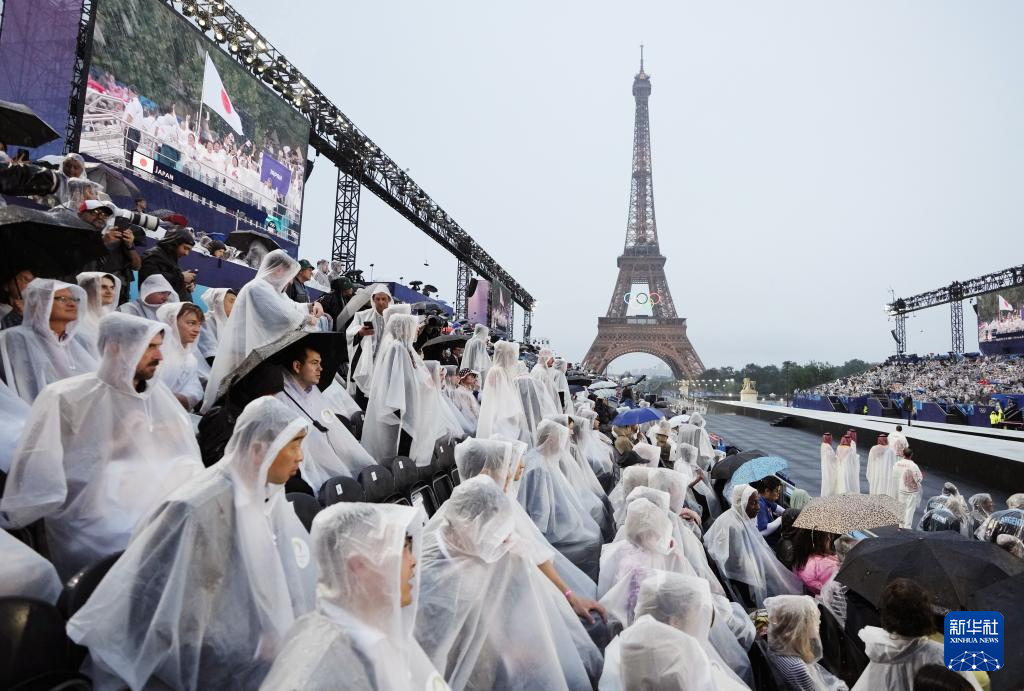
left=675, top=421, right=715, bottom=469
left=546, top=414, right=613, bottom=536
left=344, top=284, right=391, bottom=395
left=76, top=271, right=122, bottom=348
left=530, top=347, right=561, bottom=409
left=852, top=626, right=975, bottom=691
left=259, top=503, right=449, bottom=691
left=676, top=441, right=722, bottom=517
left=155, top=302, right=205, bottom=409
left=415, top=476, right=601, bottom=691
left=517, top=419, right=604, bottom=581
left=610, top=465, right=653, bottom=525
left=477, top=341, right=529, bottom=443
left=461, top=324, right=492, bottom=380
left=0, top=528, right=61, bottom=604
left=648, top=469, right=721, bottom=588
left=67, top=396, right=318, bottom=691
left=553, top=359, right=573, bottom=415
left=0, top=312, right=204, bottom=579
left=0, top=279, right=99, bottom=404
left=702, top=484, right=803, bottom=608
left=574, top=410, right=615, bottom=478
left=866, top=438, right=897, bottom=496
left=276, top=373, right=375, bottom=490
left=764, top=595, right=847, bottom=691
left=425, top=360, right=473, bottom=437
left=196, top=286, right=232, bottom=359
left=118, top=273, right=178, bottom=321
left=891, top=458, right=923, bottom=529
left=361, top=315, right=436, bottom=466
left=517, top=374, right=559, bottom=444
left=0, top=380, right=29, bottom=473
left=201, top=250, right=309, bottom=412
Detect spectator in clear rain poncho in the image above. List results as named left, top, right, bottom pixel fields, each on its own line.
left=477, top=340, right=529, bottom=443
left=424, top=360, right=474, bottom=437
left=202, top=250, right=315, bottom=412
left=674, top=413, right=716, bottom=469
left=451, top=368, right=481, bottom=428
left=647, top=468, right=721, bottom=585
left=0, top=313, right=203, bottom=579
left=553, top=358, right=573, bottom=414
left=0, top=380, right=29, bottom=474
left=275, top=340, right=374, bottom=491
left=75, top=271, right=121, bottom=348
left=461, top=323, right=492, bottom=381
left=518, top=419, right=604, bottom=581
left=155, top=302, right=206, bottom=410
left=67, top=397, right=317, bottom=691
left=574, top=408, right=615, bottom=486
left=703, top=484, right=803, bottom=608
left=764, top=595, right=848, bottom=691
left=517, top=373, right=559, bottom=444
left=818, top=535, right=861, bottom=630
left=891, top=447, right=924, bottom=529
left=414, top=476, right=602, bottom=691
left=530, top=347, right=562, bottom=410
left=966, top=493, right=994, bottom=536
left=118, top=273, right=177, bottom=321
left=0, top=279, right=99, bottom=404
left=439, top=364, right=476, bottom=435
left=866, top=433, right=896, bottom=496
left=0, top=527, right=62, bottom=605
left=547, top=414, right=615, bottom=539
left=259, top=503, right=449, bottom=691
left=195, top=287, right=236, bottom=363
left=676, top=440, right=722, bottom=519
left=345, top=283, right=392, bottom=401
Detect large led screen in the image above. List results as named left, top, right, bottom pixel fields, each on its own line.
left=977, top=285, right=1024, bottom=353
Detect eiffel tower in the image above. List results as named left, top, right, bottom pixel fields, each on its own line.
left=582, top=52, right=705, bottom=380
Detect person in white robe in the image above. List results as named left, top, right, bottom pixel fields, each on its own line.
left=259, top=503, right=449, bottom=691
left=891, top=447, right=923, bottom=529
left=820, top=432, right=845, bottom=497
left=0, top=313, right=204, bottom=579
left=414, top=476, right=602, bottom=691
left=477, top=340, right=529, bottom=443
left=155, top=302, right=205, bottom=410
left=275, top=341, right=374, bottom=490
left=345, top=283, right=392, bottom=399
left=764, top=595, right=848, bottom=690
left=866, top=433, right=897, bottom=496
left=195, top=286, right=235, bottom=362
left=76, top=271, right=121, bottom=348
left=0, top=279, right=99, bottom=403
left=118, top=273, right=177, bottom=321
left=888, top=425, right=909, bottom=456
left=202, top=250, right=315, bottom=412
left=553, top=358, right=573, bottom=414
left=837, top=434, right=858, bottom=494
left=67, top=397, right=317, bottom=691
left=460, top=324, right=492, bottom=382
left=703, top=484, right=803, bottom=608
left=530, top=347, right=562, bottom=409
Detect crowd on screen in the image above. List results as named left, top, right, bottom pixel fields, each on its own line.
left=1, top=149, right=1023, bottom=690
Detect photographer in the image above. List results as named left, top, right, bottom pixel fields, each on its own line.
left=140, top=228, right=195, bottom=302
left=76, top=200, right=141, bottom=305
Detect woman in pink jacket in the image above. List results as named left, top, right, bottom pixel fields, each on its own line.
left=791, top=529, right=840, bottom=596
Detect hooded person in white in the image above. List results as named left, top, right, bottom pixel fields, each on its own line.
left=764, top=595, right=847, bottom=691
left=477, top=340, right=529, bottom=443
left=675, top=418, right=716, bottom=471
left=414, top=476, right=602, bottom=691
left=275, top=342, right=375, bottom=491
left=0, top=380, right=29, bottom=473
left=609, top=465, right=652, bottom=526
left=424, top=360, right=472, bottom=438
left=866, top=434, right=897, bottom=496
left=703, top=484, right=803, bottom=608
left=553, top=359, right=573, bottom=414
left=820, top=432, right=845, bottom=497
left=259, top=503, right=448, bottom=691
left=195, top=286, right=234, bottom=361
left=0, top=313, right=204, bottom=579
left=0, top=279, right=99, bottom=403
left=119, top=273, right=177, bottom=321
left=461, top=324, right=492, bottom=381
left=530, top=347, right=562, bottom=410
left=518, top=419, right=604, bottom=581
left=155, top=302, right=205, bottom=410
left=202, top=250, right=314, bottom=412
left=517, top=374, right=559, bottom=444
left=676, top=441, right=722, bottom=518
left=345, top=283, right=392, bottom=397
left=647, top=468, right=721, bottom=585
left=361, top=314, right=436, bottom=466
left=67, top=397, right=318, bottom=691
left=574, top=408, right=615, bottom=481
left=76, top=271, right=122, bottom=348
left=451, top=369, right=481, bottom=427
left=837, top=435, right=858, bottom=494
left=547, top=414, right=614, bottom=539
left=891, top=448, right=924, bottom=529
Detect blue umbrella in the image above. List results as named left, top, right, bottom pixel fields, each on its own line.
left=611, top=407, right=665, bottom=427
left=729, top=456, right=789, bottom=486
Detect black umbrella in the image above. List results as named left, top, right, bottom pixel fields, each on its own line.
left=969, top=574, right=1024, bottom=691
left=837, top=531, right=1024, bottom=612
left=0, top=205, right=107, bottom=278
left=709, top=449, right=770, bottom=481
left=84, top=162, right=141, bottom=199
left=216, top=330, right=345, bottom=402
left=226, top=229, right=281, bottom=254
left=0, top=99, right=60, bottom=147
left=421, top=333, right=468, bottom=354
left=567, top=375, right=594, bottom=387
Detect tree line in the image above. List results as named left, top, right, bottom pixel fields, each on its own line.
left=693, top=359, right=875, bottom=397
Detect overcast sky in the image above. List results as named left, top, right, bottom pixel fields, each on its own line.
left=233, top=0, right=1024, bottom=370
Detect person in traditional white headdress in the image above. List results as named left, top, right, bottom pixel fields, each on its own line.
left=202, top=250, right=315, bottom=412
left=866, top=433, right=897, bottom=496
left=118, top=273, right=177, bottom=321
left=0, top=279, right=99, bottom=403
left=839, top=433, right=861, bottom=494
left=275, top=340, right=374, bottom=490
left=764, top=595, right=848, bottom=690
left=155, top=302, right=206, bottom=410
left=259, top=503, right=448, bottom=691
left=67, top=397, right=317, bottom=691
left=461, top=323, right=492, bottom=382
left=703, top=484, right=803, bottom=608
left=530, top=347, right=562, bottom=409
left=76, top=271, right=121, bottom=347
left=0, top=313, right=203, bottom=579
left=195, top=286, right=235, bottom=362
left=820, top=432, right=846, bottom=497
left=345, top=283, right=392, bottom=400
left=477, top=340, right=529, bottom=443
left=414, top=476, right=602, bottom=690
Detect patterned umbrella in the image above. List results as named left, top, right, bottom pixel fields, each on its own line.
left=729, top=456, right=789, bottom=486
left=793, top=494, right=900, bottom=535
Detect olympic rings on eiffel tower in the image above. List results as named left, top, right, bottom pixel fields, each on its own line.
left=623, top=291, right=662, bottom=305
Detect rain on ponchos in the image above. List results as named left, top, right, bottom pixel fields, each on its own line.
left=155, top=302, right=205, bottom=410
left=0, top=380, right=29, bottom=473
left=259, top=503, right=448, bottom=691
left=764, top=595, right=847, bottom=691
left=67, top=397, right=317, bottom=691
left=703, top=484, right=803, bottom=608
left=201, top=250, right=310, bottom=412
left=675, top=414, right=716, bottom=469
left=547, top=414, right=614, bottom=539
left=461, top=324, right=492, bottom=380
left=76, top=271, right=122, bottom=347
left=195, top=287, right=233, bottom=360
left=119, top=273, right=178, bottom=321
left=891, top=456, right=923, bottom=528
left=866, top=436, right=897, bottom=496
left=451, top=381, right=481, bottom=429
left=0, top=279, right=99, bottom=403
left=414, top=476, right=602, bottom=691
left=647, top=469, right=721, bottom=589
left=0, top=528, right=62, bottom=604
left=345, top=283, right=391, bottom=395
left=477, top=341, right=529, bottom=443
left=553, top=359, right=573, bottom=414
left=530, top=348, right=562, bottom=409
left=517, top=374, right=559, bottom=444
left=517, top=420, right=604, bottom=581
left=0, top=313, right=204, bottom=580
left=424, top=360, right=473, bottom=438
left=275, top=372, right=374, bottom=491
left=851, top=626, right=977, bottom=691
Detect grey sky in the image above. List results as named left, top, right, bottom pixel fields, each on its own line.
left=233, top=0, right=1024, bottom=370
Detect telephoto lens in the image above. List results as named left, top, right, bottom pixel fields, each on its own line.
left=114, top=208, right=160, bottom=231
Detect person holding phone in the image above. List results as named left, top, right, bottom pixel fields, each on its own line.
left=344, top=284, right=392, bottom=408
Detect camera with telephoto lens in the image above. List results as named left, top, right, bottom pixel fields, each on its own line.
left=113, top=208, right=159, bottom=231
left=0, top=162, right=59, bottom=196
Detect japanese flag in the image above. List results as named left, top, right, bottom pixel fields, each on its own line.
left=201, top=52, right=244, bottom=135
left=998, top=295, right=1014, bottom=311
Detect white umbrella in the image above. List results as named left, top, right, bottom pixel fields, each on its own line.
left=588, top=380, right=618, bottom=390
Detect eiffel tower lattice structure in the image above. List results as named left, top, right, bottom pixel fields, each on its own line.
left=582, top=52, right=704, bottom=380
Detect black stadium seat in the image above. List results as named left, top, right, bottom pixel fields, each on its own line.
left=339, top=411, right=364, bottom=440
left=390, top=457, right=419, bottom=495
left=0, top=597, right=81, bottom=689
left=318, top=475, right=364, bottom=506
left=287, top=493, right=321, bottom=532
left=358, top=465, right=396, bottom=503
left=57, top=551, right=123, bottom=620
